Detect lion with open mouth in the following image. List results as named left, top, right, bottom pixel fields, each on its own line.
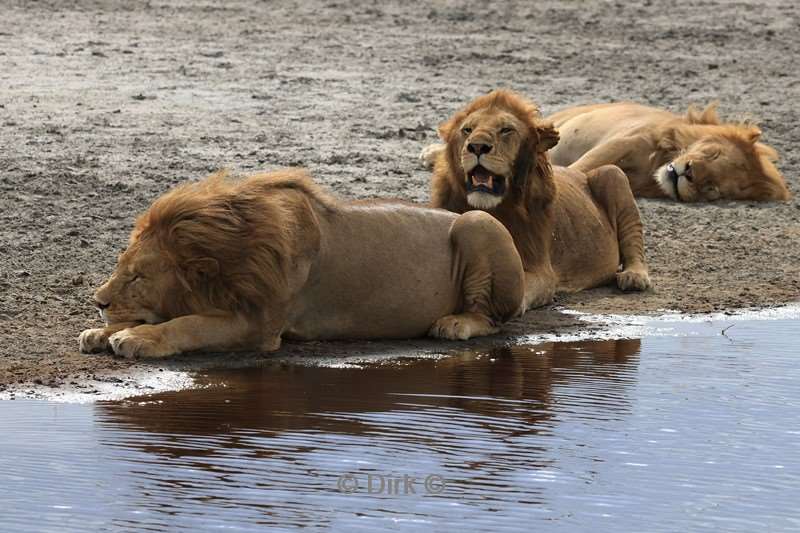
left=424, top=90, right=651, bottom=309
left=79, top=169, right=526, bottom=358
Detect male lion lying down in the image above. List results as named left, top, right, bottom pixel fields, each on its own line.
left=79, top=169, right=525, bottom=358
left=546, top=102, right=790, bottom=202
left=425, top=90, right=650, bottom=309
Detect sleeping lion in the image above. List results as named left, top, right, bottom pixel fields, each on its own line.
left=426, top=90, right=651, bottom=309
left=546, top=102, right=790, bottom=202
left=78, top=169, right=525, bottom=358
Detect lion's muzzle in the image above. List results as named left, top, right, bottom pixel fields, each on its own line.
left=665, top=163, right=680, bottom=195
left=665, top=161, right=694, bottom=202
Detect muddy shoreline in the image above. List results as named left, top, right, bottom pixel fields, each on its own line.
left=1, top=0, right=799, bottom=393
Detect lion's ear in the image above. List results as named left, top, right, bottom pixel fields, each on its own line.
left=437, top=117, right=457, bottom=142
left=745, top=126, right=762, bottom=144
left=438, top=108, right=470, bottom=142
left=185, top=257, right=219, bottom=279
left=535, top=123, right=559, bottom=152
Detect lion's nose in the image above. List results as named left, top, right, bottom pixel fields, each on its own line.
left=468, top=142, right=493, bottom=155
left=666, top=163, right=679, bottom=182
left=94, top=298, right=110, bottom=310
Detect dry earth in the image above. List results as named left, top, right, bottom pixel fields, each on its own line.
left=1, top=0, right=798, bottom=393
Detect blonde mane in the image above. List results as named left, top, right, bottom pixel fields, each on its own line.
left=132, top=169, right=334, bottom=316
left=670, top=105, right=789, bottom=200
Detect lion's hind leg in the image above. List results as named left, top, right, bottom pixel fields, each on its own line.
left=429, top=313, right=499, bottom=341
left=429, top=211, right=525, bottom=341
left=586, top=165, right=651, bottom=291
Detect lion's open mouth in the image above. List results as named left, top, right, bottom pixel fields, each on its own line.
left=466, top=165, right=506, bottom=196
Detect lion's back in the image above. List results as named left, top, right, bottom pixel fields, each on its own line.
left=549, top=103, right=677, bottom=167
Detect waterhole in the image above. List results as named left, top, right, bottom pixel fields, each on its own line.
left=1, top=317, right=798, bottom=531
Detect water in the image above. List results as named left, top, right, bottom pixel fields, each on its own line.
left=1, top=318, right=799, bottom=532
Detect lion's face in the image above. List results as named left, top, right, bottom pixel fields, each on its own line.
left=455, top=108, right=528, bottom=209
left=654, top=134, right=788, bottom=202
left=92, top=238, right=184, bottom=326
left=444, top=103, right=558, bottom=210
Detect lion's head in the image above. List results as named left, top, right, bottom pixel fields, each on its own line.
left=92, top=236, right=187, bottom=326
left=654, top=109, right=790, bottom=202
left=437, top=90, right=560, bottom=210
left=92, top=170, right=309, bottom=326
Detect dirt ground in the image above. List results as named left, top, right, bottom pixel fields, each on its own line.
left=1, top=0, right=799, bottom=393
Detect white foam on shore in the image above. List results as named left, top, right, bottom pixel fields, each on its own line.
left=0, top=368, right=195, bottom=404
left=567, top=302, right=800, bottom=324
left=512, top=303, right=800, bottom=346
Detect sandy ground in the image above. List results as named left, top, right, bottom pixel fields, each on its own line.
left=1, top=0, right=799, bottom=393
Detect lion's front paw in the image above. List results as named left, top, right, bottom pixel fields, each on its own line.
left=108, top=327, right=174, bottom=359
left=429, top=313, right=499, bottom=341
left=617, top=267, right=652, bottom=292
left=419, top=143, right=445, bottom=169
left=79, top=328, right=111, bottom=354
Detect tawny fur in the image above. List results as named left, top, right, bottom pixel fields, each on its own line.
left=131, top=169, right=332, bottom=317
left=430, top=90, right=651, bottom=309
left=79, top=169, right=526, bottom=358
left=547, top=102, right=790, bottom=202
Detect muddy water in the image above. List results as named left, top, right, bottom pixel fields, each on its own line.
left=1, top=318, right=799, bottom=532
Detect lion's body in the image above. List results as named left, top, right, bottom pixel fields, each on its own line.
left=284, top=202, right=462, bottom=340
left=80, top=170, right=526, bottom=358
left=434, top=165, right=621, bottom=292
left=430, top=90, right=650, bottom=308
left=547, top=102, right=790, bottom=202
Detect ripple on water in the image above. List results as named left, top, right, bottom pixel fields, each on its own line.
left=0, top=321, right=798, bottom=531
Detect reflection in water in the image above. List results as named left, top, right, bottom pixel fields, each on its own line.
left=101, top=338, right=640, bottom=437
left=93, top=339, right=640, bottom=531
left=3, top=319, right=800, bottom=532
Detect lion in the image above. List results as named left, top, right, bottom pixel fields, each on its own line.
left=78, top=169, right=526, bottom=358
left=545, top=102, right=790, bottom=202
left=426, top=90, right=651, bottom=309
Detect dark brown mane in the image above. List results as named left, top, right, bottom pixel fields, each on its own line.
left=430, top=89, right=559, bottom=270
left=133, top=169, right=334, bottom=316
